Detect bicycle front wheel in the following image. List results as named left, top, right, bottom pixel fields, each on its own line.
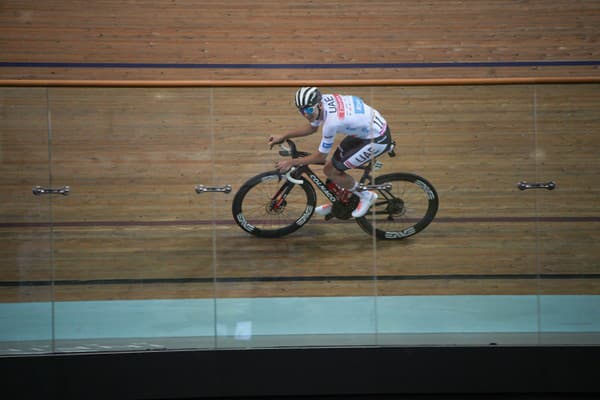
left=355, top=173, right=438, bottom=240
left=232, top=171, right=317, bottom=238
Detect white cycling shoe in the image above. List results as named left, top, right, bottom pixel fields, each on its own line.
left=315, top=204, right=332, bottom=216
left=352, top=191, right=378, bottom=218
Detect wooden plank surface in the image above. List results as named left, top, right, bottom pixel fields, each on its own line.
left=0, top=1, right=599, bottom=80
left=2, top=84, right=599, bottom=301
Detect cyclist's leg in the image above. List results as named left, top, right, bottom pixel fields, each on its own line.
left=323, top=160, right=355, bottom=189
left=326, top=136, right=364, bottom=189
left=330, top=134, right=391, bottom=217
left=315, top=138, right=363, bottom=217
left=331, top=135, right=390, bottom=175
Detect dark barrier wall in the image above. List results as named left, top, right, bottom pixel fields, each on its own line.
left=2, top=346, right=600, bottom=399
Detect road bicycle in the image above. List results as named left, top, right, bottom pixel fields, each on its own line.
left=231, top=139, right=438, bottom=240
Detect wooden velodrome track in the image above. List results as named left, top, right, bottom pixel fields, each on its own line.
left=1, top=1, right=599, bottom=302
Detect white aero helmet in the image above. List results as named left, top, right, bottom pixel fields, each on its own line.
left=294, top=87, right=322, bottom=109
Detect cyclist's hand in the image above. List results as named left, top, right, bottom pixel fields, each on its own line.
left=276, top=159, right=294, bottom=173
left=268, top=135, right=285, bottom=149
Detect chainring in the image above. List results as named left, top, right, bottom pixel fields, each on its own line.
left=330, top=194, right=360, bottom=220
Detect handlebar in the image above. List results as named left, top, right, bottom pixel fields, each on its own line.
left=276, top=140, right=302, bottom=183
left=278, top=139, right=298, bottom=157
left=284, top=167, right=304, bottom=185
left=277, top=139, right=311, bottom=184
left=279, top=139, right=312, bottom=158
left=275, top=139, right=394, bottom=190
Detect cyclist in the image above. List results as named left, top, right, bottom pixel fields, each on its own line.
left=269, top=86, right=392, bottom=218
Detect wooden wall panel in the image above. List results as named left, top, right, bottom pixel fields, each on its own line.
left=0, top=0, right=599, bottom=80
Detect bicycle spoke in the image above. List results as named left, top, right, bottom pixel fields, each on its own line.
left=356, top=173, right=438, bottom=240
left=232, top=171, right=316, bottom=237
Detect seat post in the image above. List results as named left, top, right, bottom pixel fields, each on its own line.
left=358, top=161, right=373, bottom=185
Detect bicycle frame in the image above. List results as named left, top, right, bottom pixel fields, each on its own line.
left=267, top=165, right=334, bottom=216
left=295, top=165, right=336, bottom=202
left=281, top=163, right=375, bottom=204
left=232, top=139, right=438, bottom=240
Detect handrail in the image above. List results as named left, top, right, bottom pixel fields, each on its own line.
left=0, top=76, right=599, bottom=87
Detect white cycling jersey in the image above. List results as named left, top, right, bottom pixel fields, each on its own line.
left=311, top=93, right=388, bottom=154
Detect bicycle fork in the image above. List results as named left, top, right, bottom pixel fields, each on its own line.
left=269, top=181, right=295, bottom=213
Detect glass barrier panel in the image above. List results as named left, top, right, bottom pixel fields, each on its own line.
left=2, top=83, right=599, bottom=355
left=372, top=85, right=541, bottom=345
left=0, top=88, right=54, bottom=355
left=213, top=87, right=378, bottom=348
left=47, top=88, right=216, bottom=351
left=534, top=84, right=600, bottom=344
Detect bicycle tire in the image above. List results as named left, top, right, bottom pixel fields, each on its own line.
left=232, top=170, right=317, bottom=238
left=355, top=173, right=438, bottom=240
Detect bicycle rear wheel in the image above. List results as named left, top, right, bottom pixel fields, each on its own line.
left=355, top=173, right=438, bottom=240
left=232, top=171, right=317, bottom=238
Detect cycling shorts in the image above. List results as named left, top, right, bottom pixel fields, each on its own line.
left=332, top=127, right=392, bottom=171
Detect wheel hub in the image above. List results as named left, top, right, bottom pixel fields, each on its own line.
left=385, top=198, right=405, bottom=216
left=267, top=199, right=286, bottom=214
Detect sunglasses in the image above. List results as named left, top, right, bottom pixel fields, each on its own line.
left=298, top=105, right=316, bottom=115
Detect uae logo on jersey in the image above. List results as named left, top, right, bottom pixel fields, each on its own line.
left=333, top=94, right=345, bottom=119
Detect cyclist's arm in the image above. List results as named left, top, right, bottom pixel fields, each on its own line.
left=269, top=123, right=318, bottom=148
left=290, top=150, right=327, bottom=167
left=287, top=123, right=319, bottom=138
left=292, top=122, right=332, bottom=165
left=276, top=150, right=327, bottom=172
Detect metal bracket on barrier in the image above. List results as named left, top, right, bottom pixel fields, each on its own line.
left=357, top=182, right=392, bottom=191
left=33, top=186, right=70, bottom=196
left=194, top=185, right=232, bottom=194
left=517, top=181, right=556, bottom=191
